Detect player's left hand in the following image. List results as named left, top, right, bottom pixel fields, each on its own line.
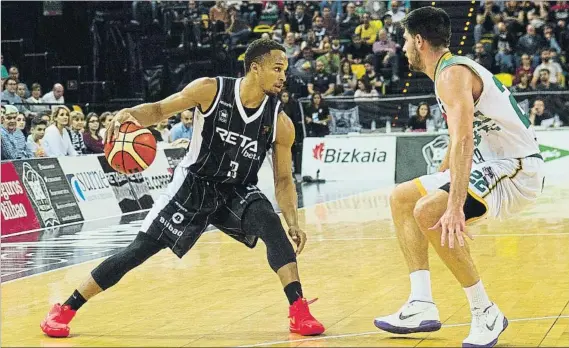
left=288, top=226, right=307, bottom=255
left=430, top=206, right=473, bottom=248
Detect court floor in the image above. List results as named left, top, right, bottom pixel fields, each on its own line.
left=1, top=182, right=568, bottom=347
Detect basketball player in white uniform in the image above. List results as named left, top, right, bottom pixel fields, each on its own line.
left=373, top=7, right=544, bottom=348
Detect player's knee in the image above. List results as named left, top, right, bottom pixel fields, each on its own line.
left=390, top=181, right=419, bottom=212
left=413, top=196, right=440, bottom=232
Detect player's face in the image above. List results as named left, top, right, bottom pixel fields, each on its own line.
left=403, top=30, right=425, bottom=72
left=258, top=50, right=288, bottom=96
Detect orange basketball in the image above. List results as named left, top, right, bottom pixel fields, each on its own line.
left=104, top=122, right=157, bottom=174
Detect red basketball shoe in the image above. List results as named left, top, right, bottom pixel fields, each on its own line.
left=289, top=298, right=325, bottom=336
left=40, top=303, right=77, bottom=337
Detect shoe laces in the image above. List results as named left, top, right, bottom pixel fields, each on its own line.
left=289, top=298, right=319, bottom=320
left=470, top=305, right=492, bottom=334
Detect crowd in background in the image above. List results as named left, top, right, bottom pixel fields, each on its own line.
left=473, top=0, right=568, bottom=91
left=2, top=0, right=569, bottom=161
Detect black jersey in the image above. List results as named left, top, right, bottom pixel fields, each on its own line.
left=183, top=77, right=282, bottom=185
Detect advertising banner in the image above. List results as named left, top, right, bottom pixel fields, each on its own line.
left=163, top=148, right=186, bottom=173
left=1, top=162, right=41, bottom=235
left=11, top=158, right=83, bottom=228
left=58, top=156, right=122, bottom=220
left=536, top=129, right=569, bottom=184
left=140, top=150, right=172, bottom=202
left=302, top=136, right=397, bottom=182
left=96, top=155, right=154, bottom=213
left=395, top=134, right=450, bottom=183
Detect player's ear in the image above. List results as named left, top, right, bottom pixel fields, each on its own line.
left=251, top=61, right=260, bottom=75
left=414, top=34, right=424, bottom=49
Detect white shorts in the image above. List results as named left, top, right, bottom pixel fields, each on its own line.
left=414, top=156, right=545, bottom=222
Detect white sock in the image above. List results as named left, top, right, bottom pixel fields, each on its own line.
left=408, top=270, right=433, bottom=302
left=464, top=280, right=492, bottom=311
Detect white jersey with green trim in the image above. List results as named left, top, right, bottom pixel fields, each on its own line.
left=434, top=53, right=539, bottom=162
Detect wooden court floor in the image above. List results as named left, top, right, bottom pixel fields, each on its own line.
left=2, top=185, right=569, bottom=347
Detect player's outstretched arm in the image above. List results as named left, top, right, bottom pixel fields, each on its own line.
left=106, top=78, right=217, bottom=142
left=272, top=111, right=306, bottom=254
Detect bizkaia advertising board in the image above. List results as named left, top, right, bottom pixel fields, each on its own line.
left=301, top=136, right=397, bottom=182
left=1, top=162, right=41, bottom=235
left=11, top=158, right=83, bottom=228
left=58, top=156, right=122, bottom=220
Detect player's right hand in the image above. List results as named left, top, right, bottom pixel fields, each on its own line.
left=288, top=226, right=307, bottom=255
left=105, top=110, right=140, bottom=144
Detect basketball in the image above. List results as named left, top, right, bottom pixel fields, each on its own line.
left=104, top=121, right=157, bottom=174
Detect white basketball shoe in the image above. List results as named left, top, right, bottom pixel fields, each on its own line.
left=374, top=300, right=442, bottom=334
left=462, top=303, right=508, bottom=348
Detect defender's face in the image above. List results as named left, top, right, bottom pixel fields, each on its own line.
left=403, top=30, right=424, bottom=72
left=258, top=50, right=288, bottom=96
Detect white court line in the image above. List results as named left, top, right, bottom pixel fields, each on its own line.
left=238, top=314, right=569, bottom=347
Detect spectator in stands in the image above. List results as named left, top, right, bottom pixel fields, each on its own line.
left=387, top=0, right=407, bottom=23
left=339, top=2, right=360, bottom=39
left=317, top=43, right=341, bottom=75
left=0, top=55, right=7, bottom=81
left=83, top=113, right=104, bottom=154
left=291, top=3, right=312, bottom=36
left=16, top=83, right=27, bottom=99
left=532, top=49, right=564, bottom=88
left=0, top=105, right=32, bottom=160
left=280, top=91, right=303, bottom=170
left=312, top=16, right=327, bottom=44
left=155, top=118, right=171, bottom=143
left=407, top=102, right=431, bottom=132
left=337, top=60, right=357, bottom=95
left=534, top=68, right=560, bottom=91
left=308, top=60, right=335, bottom=96
left=551, top=1, right=569, bottom=22
left=510, top=71, right=532, bottom=92
left=493, top=22, right=516, bottom=73
left=362, top=57, right=384, bottom=92
left=26, top=117, right=47, bottom=158
left=283, top=32, right=301, bottom=62
left=530, top=98, right=555, bottom=126
left=42, top=83, right=65, bottom=108
left=209, top=1, right=228, bottom=28
left=293, top=45, right=316, bottom=83
left=69, top=111, right=86, bottom=154
left=558, top=19, right=569, bottom=66
left=8, top=66, right=29, bottom=98
left=345, top=34, right=371, bottom=64
left=39, top=110, right=52, bottom=125
left=2, top=78, right=31, bottom=114
left=469, top=43, right=494, bottom=71
left=43, top=106, right=77, bottom=157
left=544, top=25, right=562, bottom=53
left=366, top=0, right=387, bottom=20
left=304, top=92, right=330, bottom=137
left=382, top=13, right=404, bottom=46
left=26, top=83, right=48, bottom=113
left=516, top=25, right=544, bottom=67
left=98, top=111, right=113, bottom=139
left=354, top=78, right=379, bottom=100
left=373, top=29, right=400, bottom=81
left=227, top=6, right=251, bottom=47
left=16, top=112, right=26, bottom=135
left=514, top=53, right=534, bottom=84
left=170, top=110, right=193, bottom=141
left=355, top=13, right=377, bottom=46
left=321, top=5, right=339, bottom=38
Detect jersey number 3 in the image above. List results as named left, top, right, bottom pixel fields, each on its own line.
left=227, top=161, right=239, bottom=179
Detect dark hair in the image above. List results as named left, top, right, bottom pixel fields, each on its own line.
left=357, top=78, right=373, bottom=93
left=539, top=68, right=551, bottom=75
left=416, top=102, right=431, bottom=118
left=3, top=77, right=17, bottom=88
left=244, top=38, right=286, bottom=73
left=31, top=83, right=41, bottom=91
left=31, top=116, right=47, bottom=128
left=401, top=6, right=451, bottom=49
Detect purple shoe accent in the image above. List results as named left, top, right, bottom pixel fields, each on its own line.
left=374, top=319, right=442, bottom=334
left=462, top=317, right=509, bottom=348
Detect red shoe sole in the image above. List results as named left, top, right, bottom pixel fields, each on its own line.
left=290, top=326, right=325, bottom=336
left=40, top=321, right=70, bottom=338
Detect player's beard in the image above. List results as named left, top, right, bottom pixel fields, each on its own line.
left=408, top=46, right=425, bottom=73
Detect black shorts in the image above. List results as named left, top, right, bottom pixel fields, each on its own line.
left=140, top=166, right=272, bottom=258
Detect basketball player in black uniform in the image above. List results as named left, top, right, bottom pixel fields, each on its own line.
left=41, top=39, right=325, bottom=338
